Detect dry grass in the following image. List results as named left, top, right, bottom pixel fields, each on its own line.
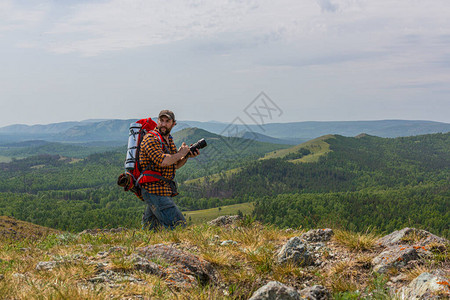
left=0, top=216, right=61, bottom=240
left=403, top=264, right=433, bottom=281
left=333, top=228, right=381, bottom=252
left=400, top=229, right=429, bottom=244
left=0, top=221, right=303, bottom=299
left=324, top=259, right=361, bottom=293
left=2, top=220, right=445, bottom=299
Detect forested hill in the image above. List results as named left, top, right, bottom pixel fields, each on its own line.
left=0, top=128, right=288, bottom=231
left=186, top=132, right=450, bottom=197
left=0, top=130, right=448, bottom=236
left=182, top=132, right=449, bottom=236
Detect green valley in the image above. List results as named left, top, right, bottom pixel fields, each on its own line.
left=0, top=128, right=448, bottom=237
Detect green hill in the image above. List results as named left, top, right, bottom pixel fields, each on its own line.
left=183, top=133, right=450, bottom=236
left=262, top=134, right=334, bottom=163
left=0, top=127, right=287, bottom=231
left=187, top=133, right=450, bottom=197
left=172, top=127, right=221, bottom=143
left=0, top=130, right=448, bottom=236
left=172, top=127, right=290, bottom=183
left=0, top=140, right=123, bottom=159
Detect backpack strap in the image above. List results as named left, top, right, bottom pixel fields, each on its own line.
left=147, top=130, right=170, bottom=154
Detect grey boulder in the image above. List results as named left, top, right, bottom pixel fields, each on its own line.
left=249, top=281, right=301, bottom=300
left=277, top=237, right=313, bottom=266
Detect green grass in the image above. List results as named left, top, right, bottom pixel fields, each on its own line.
left=261, top=134, right=335, bottom=163
left=184, top=202, right=254, bottom=224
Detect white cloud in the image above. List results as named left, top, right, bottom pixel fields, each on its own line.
left=40, top=0, right=319, bottom=55
left=1, top=0, right=450, bottom=126
left=316, top=0, right=339, bottom=12
left=0, top=1, right=48, bottom=35
left=2, top=0, right=449, bottom=57
left=4, top=0, right=450, bottom=58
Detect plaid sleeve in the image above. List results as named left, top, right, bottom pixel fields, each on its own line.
left=140, top=133, right=167, bottom=168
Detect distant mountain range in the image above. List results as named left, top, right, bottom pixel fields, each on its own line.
left=0, top=119, right=448, bottom=145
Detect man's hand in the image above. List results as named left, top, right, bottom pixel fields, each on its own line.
left=178, top=142, right=190, bottom=157
left=189, top=148, right=200, bottom=158
left=178, top=143, right=201, bottom=158
left=174, top=142, right=199, bottom=169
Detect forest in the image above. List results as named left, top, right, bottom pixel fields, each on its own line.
left=0, top=130, right=448, bottom=236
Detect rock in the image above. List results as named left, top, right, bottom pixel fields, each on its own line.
left=372, top=246, right=419, bottom=273
left=163, top=266, right=199, bottom=289
left=94, top=262, right=108, bottom=272
left=130, top=254, right=163, bottom=276
left=377, top=228, right=448, bottom=248
left=398, top=271, right=449, bottom=299
left=96, top=251, right=108, bottom=258
left=0, top=274, right=4, bottom=280
left=78, top=227, right=128, bottom=235
left=220, top=240, right=238, bottom=246
left=277, top=237, right=313, bottom=266
left=108, top=227, right=128, bottom=233
left=299, top=285, right=331, bottom=300
left=208, top=215, right=242, bottom=227
left=301, top=229, right=334, bottom=243
left=79, top=228, right=102, bottom=235
left=108, top=246, right=127, bottom=255
left=36, top=261, right=58, bottom=271
left=89, top=270, right=142, bottom=284
left=137, top=244, right=218, bottom=288
left=249, top=281, right=301, bottom=300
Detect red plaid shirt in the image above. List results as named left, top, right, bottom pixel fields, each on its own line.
left=139, top=130, right=178, bottom=196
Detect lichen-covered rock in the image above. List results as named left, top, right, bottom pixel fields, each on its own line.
left=248, top=281, right=301, bottom=300
left=130, top=254, right=163, bottom=276
left=137, top=244, right=218, bottom=288
left=301, top=229, right=333, bottom=243
left=78, top=227, right=128, bottom=235
left=398, top=271, right=449, bottom=299
left=299, top=285, right=331, bottom=300
left=208, top=215, right=242, bottom=227
left=377, top=228, right=448, bottom=248
left=277, top=237, right=313, bottom=266
left=89, top=270, right=142, bottom=284
left=372, top=245, right=419, bottom=273
left=108, top=246, right=127, bottom=254
left=36, top=261, right=58, bottom=271
left=220, top=240, right=238, bottom=246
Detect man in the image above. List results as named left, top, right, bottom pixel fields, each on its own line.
left=139, top=109, right=199, bottom=230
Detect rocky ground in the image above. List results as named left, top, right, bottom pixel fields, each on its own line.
left=0, top=215, right=448, bottom=299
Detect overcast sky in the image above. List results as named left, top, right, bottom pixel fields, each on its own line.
left=1, top=0, right=449, bottom=127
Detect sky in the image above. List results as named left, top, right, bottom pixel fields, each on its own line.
left=0, top=0, right=449, bottom=127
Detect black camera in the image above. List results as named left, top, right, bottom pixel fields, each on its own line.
left=187, top=138, right=207, bottom=157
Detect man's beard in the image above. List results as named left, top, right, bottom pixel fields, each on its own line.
left=158, top=126, right=172, bottom=136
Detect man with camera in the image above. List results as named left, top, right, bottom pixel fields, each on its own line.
left=139, top=109, right=200, bottom=230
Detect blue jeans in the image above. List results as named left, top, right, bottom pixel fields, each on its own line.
left=141, top=189, right=186, bottom=231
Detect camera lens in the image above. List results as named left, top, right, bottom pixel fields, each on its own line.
left=189, top=138, right=207, bottom=154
